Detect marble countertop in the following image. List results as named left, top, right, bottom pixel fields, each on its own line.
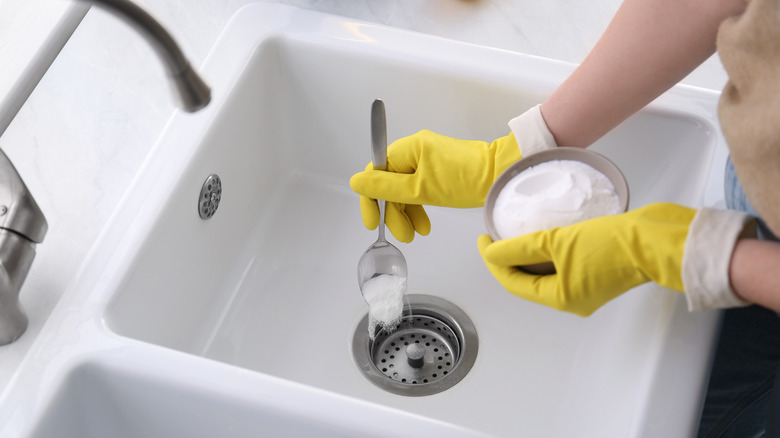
left=0, top=0, right=727, bottom=391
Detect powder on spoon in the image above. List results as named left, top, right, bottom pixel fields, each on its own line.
left=362, top=274, right=407, bottom=340
left=492, top=159, right=621, bottom=238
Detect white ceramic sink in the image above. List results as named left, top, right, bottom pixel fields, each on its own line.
left=0, top=4, right=729, bottom=437
left=27, top=352, right=467, bottom=438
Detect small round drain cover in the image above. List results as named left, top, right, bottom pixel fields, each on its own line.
left=198, top=174, right=222, bottom=219
left=353, top=294, right=478, bottom=397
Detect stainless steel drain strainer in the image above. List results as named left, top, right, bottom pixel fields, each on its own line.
left=352, top=294, right=478, bottom=397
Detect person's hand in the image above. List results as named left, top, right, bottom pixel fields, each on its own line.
left=477, top=203, right=754, bottom=316
left=350, top=105, right=556, bottom=242
left=350, top=130, right=521, bottom=242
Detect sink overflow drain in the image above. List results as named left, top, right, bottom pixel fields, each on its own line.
left=198, top=174, right=222, bottom=219
left=352, top=294, right=478, bottom=397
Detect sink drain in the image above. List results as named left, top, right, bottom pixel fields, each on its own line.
left=352, top=294, right=478, bottom=396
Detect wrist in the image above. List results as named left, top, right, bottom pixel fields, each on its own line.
left=728, top=238, right=780, bottom=312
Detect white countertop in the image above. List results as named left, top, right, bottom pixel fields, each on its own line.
left=0, top=0, right=87, bottom=132
left=0, top=0, right=728, bottom=392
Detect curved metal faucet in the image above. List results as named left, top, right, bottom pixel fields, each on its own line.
left=78, top=0, right=211, bottom=111
left=0, top=0, right=210, bottom=345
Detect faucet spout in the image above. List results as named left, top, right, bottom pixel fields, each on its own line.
left=78, top=0, right=211, bottom=112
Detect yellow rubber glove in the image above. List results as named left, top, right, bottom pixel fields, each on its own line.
left=350, top=130, right=522, bottom=242
left=477, top=203, right=696, bottom=317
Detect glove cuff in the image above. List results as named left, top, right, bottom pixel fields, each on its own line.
left=682, top=207, right=755, bottom=311
left=507, top=105, right=558, bottom=157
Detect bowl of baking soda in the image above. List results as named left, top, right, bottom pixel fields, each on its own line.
left=484, top=147, right=629, bottom=274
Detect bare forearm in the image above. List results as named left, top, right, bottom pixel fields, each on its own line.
left=730, top=238, right=780, bottom=312
left=541, top=0, right=747, bottom=148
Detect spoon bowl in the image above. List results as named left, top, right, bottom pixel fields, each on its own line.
left=357, top=235, right=408, bottom=288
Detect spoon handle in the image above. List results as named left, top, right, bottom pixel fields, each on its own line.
left=371, top=99, right=388, bottom=171
left=371, top=99, right=388, bottom=241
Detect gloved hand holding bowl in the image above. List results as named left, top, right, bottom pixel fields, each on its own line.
left=350, top=104, right=755, bottom=317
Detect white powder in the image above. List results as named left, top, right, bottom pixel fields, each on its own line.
left=492, top=159, right=621, bottom=238
left=362, top=274, right=407, bottom=339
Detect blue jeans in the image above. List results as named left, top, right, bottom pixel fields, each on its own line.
left=696, top=158, right=780, bottom=438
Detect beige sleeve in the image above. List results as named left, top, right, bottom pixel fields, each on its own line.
left=683, top=208, right=755, bottom=312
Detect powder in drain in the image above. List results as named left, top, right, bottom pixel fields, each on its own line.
left=362, top=274, right=406, bottom=340
left=492, top=159, right=620, bottom=238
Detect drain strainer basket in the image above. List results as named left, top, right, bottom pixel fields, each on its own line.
left=352, top=294, right=478, bottom=397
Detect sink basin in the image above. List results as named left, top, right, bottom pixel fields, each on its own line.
left=0, top=4, right=728, bottom=437
left=29, top=357, right=360, bottom=438
left=27, top=352, right=471, bottom=438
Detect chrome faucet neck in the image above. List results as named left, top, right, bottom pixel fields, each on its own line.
left=78, top=0, right=211, bottom=112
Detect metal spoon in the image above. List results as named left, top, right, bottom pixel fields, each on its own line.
left=357, top=99, right=408, bottom=303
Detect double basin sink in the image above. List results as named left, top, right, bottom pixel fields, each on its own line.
left=0, top=4, right=728, bottom=437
